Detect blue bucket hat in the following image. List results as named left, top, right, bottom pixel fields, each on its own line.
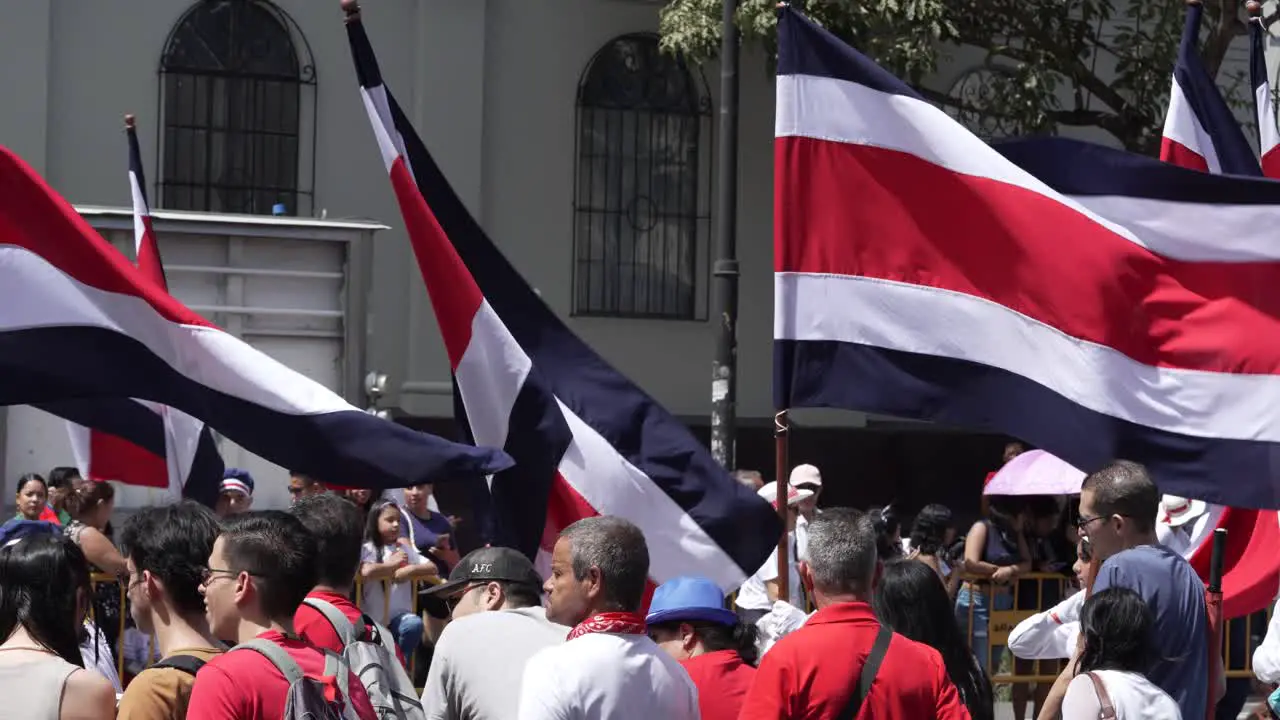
left=645, top=576, right=738, bottom=627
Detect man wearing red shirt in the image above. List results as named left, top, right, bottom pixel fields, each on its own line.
left=187, top=511, right=378, bottom=720
left=290, top=494, right=369, bottom=653
left=740, top=508, right=970, bottom=720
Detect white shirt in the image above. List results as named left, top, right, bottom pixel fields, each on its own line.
left=1062, top=670, right=1181, bottom=720
left=1254, top=594, right=1280, bottom=683
left=517, top=633, right=699, bottom=720
left=360, top=540, right=429, bottom=623
left=422, top=606, right=568, bottom=720
left=1007, top=589, right=1083, bottom=660
left=737, top=533, right=803, bottom=611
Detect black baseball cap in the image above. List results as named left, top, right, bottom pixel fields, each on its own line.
left=422, top=546, right=544, bottom=597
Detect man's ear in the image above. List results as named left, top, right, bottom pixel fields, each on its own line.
left=142, top=569, right=162, bottom=600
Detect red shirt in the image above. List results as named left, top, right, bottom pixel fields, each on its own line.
left=294, top=590, right=366, bottom=655
left=682, top=650, right=755, bottom=720
left=738, top=602, right=970, bottom=720
left=186, top=630, right=378, bottom=720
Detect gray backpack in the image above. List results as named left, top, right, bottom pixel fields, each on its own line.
left=302, top=598, right=426, bottom=720
left=235, top=638, right=364, bottom=720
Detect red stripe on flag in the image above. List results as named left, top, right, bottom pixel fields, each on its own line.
left=88, top=432, right=168, bottom=488
left=0, top=147, right=215, bottom=329
left=540, top=470, right=656, bottom=613
left=774, top=136, right=1280, bottom=376
left=387, top=155, right=483, bottom=369
left=1187, top=508, right=1280, bottom=618
left=1159, top=137, right=1211, bottom=173
left=1263, top=149, right=1280, bottom=180
left=135, top=216, right=167, bottom=291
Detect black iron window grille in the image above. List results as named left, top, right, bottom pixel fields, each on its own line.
left=573, top=34, right=712, bottom=320
left=157, top=0, right=317, bottom=216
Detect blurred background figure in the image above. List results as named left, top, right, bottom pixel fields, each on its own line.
left=216, top=467, right=254, bottom=518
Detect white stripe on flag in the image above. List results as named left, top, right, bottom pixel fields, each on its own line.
left=1162, top=77, right=1221, bottom=173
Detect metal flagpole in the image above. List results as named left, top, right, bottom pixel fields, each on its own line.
left=710, top=0, right=741, bottom=470
left=774, top=410, right=790, bottom=600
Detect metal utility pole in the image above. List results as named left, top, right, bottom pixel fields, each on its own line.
left=710, top=0, right=740, bottom=471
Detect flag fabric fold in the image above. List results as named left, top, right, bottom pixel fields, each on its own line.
left=344, top=6, right=780, bottom=592
left=1251, top=14, right=1280, bottom=178
left=773, top=7, right=1280, bottom=516
left=1160, top=2, right=1261, bottom=175
left=54, top=120, right=225, bottom=506
left=0, top=143, right=513, bottom=490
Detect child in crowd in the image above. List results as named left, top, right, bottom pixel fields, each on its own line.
left=359, top=500, right=438, bottom=661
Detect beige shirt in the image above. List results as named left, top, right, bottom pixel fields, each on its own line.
left=117, top=646, right=224, bottom=719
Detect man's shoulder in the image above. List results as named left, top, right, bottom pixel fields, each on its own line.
left=1103, top=545, right=1202, bottom=586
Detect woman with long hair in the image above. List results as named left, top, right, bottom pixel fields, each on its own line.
left=13, top=473, right=49, bottom=522
left=646, top=576, right=758, bottom=720
left=955, top=494, right=1032, bottom=674
left=874, top=559, right=994, bottom=720
left=1060, top=587, right=1180, bottom=719
left=905, top=503, right=965, bottom=597
left=0, top=533, right=116, bottom=718
left=63, top=480, right=127, bottom=665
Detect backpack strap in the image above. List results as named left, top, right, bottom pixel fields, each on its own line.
left=1085, top=672, right=1117, bottom=720
left=150, top=654, right=207, bottom=677
left=838, top=624, right=893, bottom=720
left=303, top=598, right=360, bottom=647
left=235, top=639, right=305, bottom=687
left=321, top=649, right=353, bottom=709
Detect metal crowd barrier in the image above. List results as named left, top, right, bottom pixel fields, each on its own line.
left=956, top=572, right=1270, bottom=683
left=89, top=573, right=444, bottom=682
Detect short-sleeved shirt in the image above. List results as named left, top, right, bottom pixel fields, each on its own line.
left=185, top=631, right=378, bottom=720
left=1092, top=544, right=1207, bottom=720
left=360, top=541, right=429, bottom=623
left=294, top=590, right=367, bottom=655
left=680, top=649, right=755, bottom=720
left=736, top=533, right=803, bottom=611
left=739, top=601, right=969, bottom=720
left=117, top=646, right=223, bottom=719
left=399, top=508, right=454, bottom=576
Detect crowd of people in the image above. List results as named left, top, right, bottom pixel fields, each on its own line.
left=0, top=456, right=1261, bottom=719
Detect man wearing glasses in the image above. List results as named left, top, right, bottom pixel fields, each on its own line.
left=419, top=547, right=567, bottom=719
left=1042, top=460, right=1209, bottom=720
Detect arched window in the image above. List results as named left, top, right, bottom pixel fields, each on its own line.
left=158, top=0, right=316, bottom=215
left=573, top=34, right=711, bottom=320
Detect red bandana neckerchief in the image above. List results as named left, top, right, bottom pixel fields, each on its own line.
left=565, top=612, right=647, bottom=642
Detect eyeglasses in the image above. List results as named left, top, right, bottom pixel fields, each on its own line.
left=201, top=567, right=266, bottom=585
left=444, top=582, right=487, bottom=611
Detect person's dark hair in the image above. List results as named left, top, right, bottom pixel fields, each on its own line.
left=292, top=493, right=364, bottom=590
left=14, top=473, right=46, bottom=495
left=985, top=495, right=1025, bottom=533
left=46, top=467, right=81, bottom=491
left=1076, top=587, right=1155, bottom=674
left=1080, top=460, right=1158, bottom=533
left=1025, top=495, right=1059, bottom=520
left=119, top=501, right=221, bottom=616
left=364, top=500, right=401, bottom=557
left=908, top=504, right=954, bottom=556
left=0, top=534, right=92, bottom=667
left=560, top=517, right=649, bottom=612
left=499, top=581, right=543, bottom=609
left=873, top=559, right=994, bottom=720
left=219, top=511, right=319, bottom=621
left=869, top=506, right=902, bottom=561
left=648, top=620, right=761, bottom=666
left=66, top=479, right=114, bottom=520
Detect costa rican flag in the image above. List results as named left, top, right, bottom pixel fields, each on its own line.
left=773, top=7, right=1280, bottom=514
left=343, top=4, right=779, bottom=592
left=1251, top=10, right=1280, bottom=178
left=0, top=143, right=513, bottom=491
left=51, top=117, right=225, bottom=505
left=1160, top=0, right=1261, bottom=175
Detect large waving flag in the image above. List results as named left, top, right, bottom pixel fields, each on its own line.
left=54, top=116, right=225, bottom=506
left=0, top=143, right=513, bottom=489
left=1251, top=10, right=1280, bottom=177
left=343, top=2, right=779, bottom=592
left=773, top=7, right=1280, bottom=514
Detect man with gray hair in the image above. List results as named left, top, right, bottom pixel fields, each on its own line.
left=741, top=508, right=968, bottom=719
left=516, top=516, right=698, bottom=720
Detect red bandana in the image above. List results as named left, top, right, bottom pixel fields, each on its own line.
left=566, top=611, right=647, bottom=641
